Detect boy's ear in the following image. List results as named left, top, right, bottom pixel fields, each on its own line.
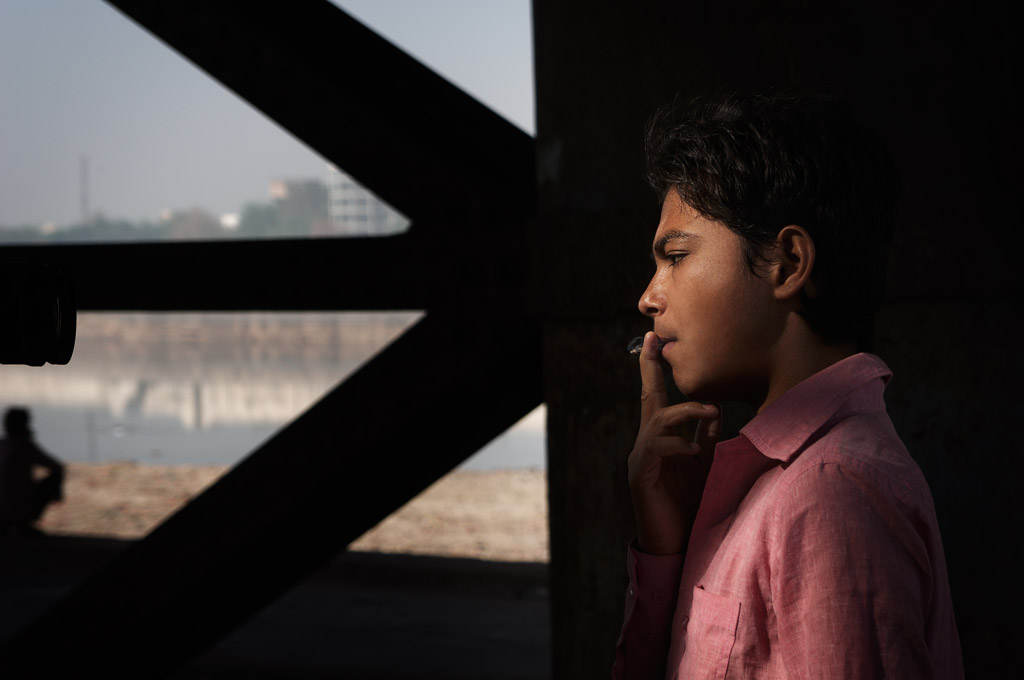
left=771, top=225, right=815, bottom=301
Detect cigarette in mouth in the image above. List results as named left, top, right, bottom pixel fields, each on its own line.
left=627, top=336, right=663, bottom=355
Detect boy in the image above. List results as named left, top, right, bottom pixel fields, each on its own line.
left=612, top=93, right=962, bottom=679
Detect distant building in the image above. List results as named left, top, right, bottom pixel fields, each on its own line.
left=219, top=213, right=239, bottom=230
left=326, top=165, right=407, bottom=236
left=268, top=178, right=324, bottom=204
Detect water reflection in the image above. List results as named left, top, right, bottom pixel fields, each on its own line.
left=0, top=312, right=545, bottom=469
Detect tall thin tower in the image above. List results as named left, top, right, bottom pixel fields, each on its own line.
left=79, top=154, right=90, bottom=224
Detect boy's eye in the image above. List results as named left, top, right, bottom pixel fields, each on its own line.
left=667, top=252, right=688, bottom=266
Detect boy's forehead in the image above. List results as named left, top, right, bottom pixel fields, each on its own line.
left=660, top=189, right=688, bottom=216
left=657, top=191, right=703, bottom=227
left=653, top=194, right=706, bottom=244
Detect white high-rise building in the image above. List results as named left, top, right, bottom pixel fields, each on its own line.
left=327, top=165, right=407, bottom=236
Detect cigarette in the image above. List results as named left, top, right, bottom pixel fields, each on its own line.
left=627, top=336, right=664, bottom=355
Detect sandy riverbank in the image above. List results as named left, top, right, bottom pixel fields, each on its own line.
left=37, top=462, right=550, bottom=562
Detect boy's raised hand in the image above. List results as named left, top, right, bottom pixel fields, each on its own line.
left=628, top=332, right=721, bottom=555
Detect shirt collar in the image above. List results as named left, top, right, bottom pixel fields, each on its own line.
left=738, top=352, right=892, bottom=463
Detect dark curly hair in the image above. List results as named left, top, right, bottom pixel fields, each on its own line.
left=645, top=91, right=901, bottom=350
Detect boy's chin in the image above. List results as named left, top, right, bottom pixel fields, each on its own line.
left=665, top=361, right=743, bottom=406
left=672, top=373, right=732, bottom=406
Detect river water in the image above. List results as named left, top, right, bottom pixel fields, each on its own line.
left=0, top=312, right=545, bottom=470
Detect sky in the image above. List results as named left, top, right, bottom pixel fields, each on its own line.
left=0, top=0, right=534, bottom=228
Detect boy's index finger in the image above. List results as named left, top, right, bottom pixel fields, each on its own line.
left=639, top=331, right=668, bottom=420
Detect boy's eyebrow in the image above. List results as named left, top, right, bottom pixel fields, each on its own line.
left=652, top=230, right=700, bottom=259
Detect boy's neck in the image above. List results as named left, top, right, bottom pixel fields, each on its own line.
left=757, top=325, right=857, bottom=414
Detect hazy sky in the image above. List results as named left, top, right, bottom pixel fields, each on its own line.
left=0, top=0, right=534, bottom=227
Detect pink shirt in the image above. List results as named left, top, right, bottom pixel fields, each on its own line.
left=613, top=353, right=963, bottom=679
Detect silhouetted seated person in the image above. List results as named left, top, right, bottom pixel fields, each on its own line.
left=0, top=407, right=65, bottom=537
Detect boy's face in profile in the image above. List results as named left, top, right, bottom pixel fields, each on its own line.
left=638, top=190, right=784, bottom=407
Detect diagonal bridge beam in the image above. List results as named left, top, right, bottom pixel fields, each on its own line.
left=3, top=312, right=543, bottom=675
left=103, top=0, right=535, bottom=225
left=1, top=1, right=542, bottom=675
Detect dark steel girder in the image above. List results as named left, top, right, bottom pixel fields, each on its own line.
left=103, top=0, right=536, bottom=225
left=1, top=230, right=529, bottom=312
left=1, top=312, right=543, bottom=675
left=1, top=0, right=537, bottom=313
left=1, top=1, right=543, bottom=675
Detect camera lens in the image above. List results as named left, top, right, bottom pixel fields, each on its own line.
left=0, top=263, right=76, bottom=366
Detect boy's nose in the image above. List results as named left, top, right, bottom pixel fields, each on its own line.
left=638, top=279, right=663, bottom=317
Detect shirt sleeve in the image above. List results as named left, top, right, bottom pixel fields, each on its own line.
left=611, top=541, right=684, bottom=680
left=769, top=461, right=937, bottom=680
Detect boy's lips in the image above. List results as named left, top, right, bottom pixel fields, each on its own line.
left=656, top=336, right=680, bottom=361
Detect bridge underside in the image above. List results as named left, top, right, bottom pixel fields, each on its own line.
left=1, top=1, right=1018, bottom=677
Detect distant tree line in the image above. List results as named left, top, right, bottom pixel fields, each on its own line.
left=0, top=179, right=331, bottom=243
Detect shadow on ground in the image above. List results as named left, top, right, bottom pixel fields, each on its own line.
left=0, top=535, right=551, bottom=679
